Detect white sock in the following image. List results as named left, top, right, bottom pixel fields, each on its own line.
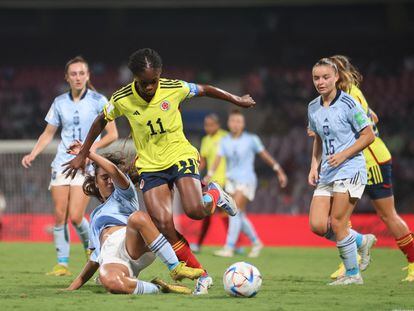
left=240, top=212, right=260, bottom=244
left=337, top=233, right=359, bottom=276
left=148, top=234, right=179, bottom=270
left=225, top=212, right=242, bottom=249
left=133, top=280, right=160, bottom=295
left=74, top=217, right=90, bottom=250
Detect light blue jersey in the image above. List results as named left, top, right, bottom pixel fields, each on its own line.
left=218, top=132, right=264, bottom=186
left=45, top=89, right=107, bottom=172
left=308, top=90, right=371, bottom=184
left=88, top=176, right=139, bottom=262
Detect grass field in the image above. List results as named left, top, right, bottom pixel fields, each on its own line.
left=1, top=243, right=414, bottom=311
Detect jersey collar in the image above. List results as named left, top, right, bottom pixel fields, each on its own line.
left=68, top=88, right=88, bottom=101
left=320, top=89, right=341, bottom=107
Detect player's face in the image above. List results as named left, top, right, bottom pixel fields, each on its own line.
left=204, top=117, right=219, bottom=135
left=95, top=167, right=114, bottom=200
left=312, top=65, right=338, bottom=96
left=65, top=62, right=90, bottom=92
left=228, top=114, right=245, bottom=135
left=134, top=68, right=162, bottom=98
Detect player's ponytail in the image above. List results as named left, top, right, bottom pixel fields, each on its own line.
left=330, top=55, right=363, bottom=91
left=64, top=56, right=96, bottom=91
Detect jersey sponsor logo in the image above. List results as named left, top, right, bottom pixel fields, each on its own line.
left=160, top=101, right=170, bottom=111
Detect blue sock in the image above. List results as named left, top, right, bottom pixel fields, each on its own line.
left=148, top=234, right=179, bottom=271
left=54, top=224, right=70, bottom=266
left=350, top=229, right=363, bottom=248
left=133, top=280, right=160, bottom=294
left=337, top=233, right=359, bottom=276
left=240, top=212, right=260, bottom=244
left=225, top=212, right=242, bottom=249
left=74, top=218, right=90, bottom=250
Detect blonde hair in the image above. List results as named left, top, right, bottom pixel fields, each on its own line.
left=329, top=55, right=363, bottom=92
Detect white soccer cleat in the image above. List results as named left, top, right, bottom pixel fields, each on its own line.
left=328, top=273, right=363, bottom=286
left=193, top=275, right=213, bottom=295
left=358, top=234, right=377, bottom=271
left=207, top=182, right=238, bottom=216
left=213, top=247, right=234, bottom=258
left=248, top=242, right=263, bottom=258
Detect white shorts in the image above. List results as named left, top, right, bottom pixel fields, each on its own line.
left=314, top=178, right=366, bottom=199
left=49, top=169, right=86, bottom=189
left=225, top=179, right=257, bottom=201
left=98, top=227, right=156, bottom=277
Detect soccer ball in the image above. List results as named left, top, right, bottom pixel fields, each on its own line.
left=223, top=262, right=262, bottom=298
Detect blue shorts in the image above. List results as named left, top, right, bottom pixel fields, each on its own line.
left=138, top=158, right=200, bottom=193
left=365, top=163, right=393, bottom=200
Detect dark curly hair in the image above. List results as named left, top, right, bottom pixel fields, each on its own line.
left=127, top=48, right=163, bottom=75
left=82, top=152, right=139, bottom=202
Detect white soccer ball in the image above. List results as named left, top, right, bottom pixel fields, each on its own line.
left=223, top=262, right=262, bottom=298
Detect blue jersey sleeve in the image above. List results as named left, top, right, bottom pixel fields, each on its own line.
left=346, top=99, right=371, bottom=132
left=251, top=135, right=264, bottom=154
left=45, top=100, right=61, bottom=127
left=308, top=110, right=316, bottom=132
left=96, top=94, right=108, bottom=113
left=113, top=175, right=136, bottom=201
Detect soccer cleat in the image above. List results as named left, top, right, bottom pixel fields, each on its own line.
left=213, top=247, right=234, bottom=258
left=248, top=242, right=263, bottom=258
left=169, top=262, right=204, bottom=281
left=358, top=234, right=377, bottom=271
left=151, top=278, right=193, bottom=294
left=85, top=249, right=92, bottom=261
left=330, top=255, right=362, bottom=279
left=46, top=264, right=72, bottom=276
left=207, top=182, right=238, bottom=216
left=193, top=275, right=213, bottom=295
left=328, top=273, right=363, bottom=286
left=402, top=263, right=414, bottom=282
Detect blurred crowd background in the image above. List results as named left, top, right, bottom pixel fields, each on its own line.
left=1, top=1, right=414, bottom=215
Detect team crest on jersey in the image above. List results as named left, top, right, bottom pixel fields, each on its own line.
left=323, top=125, right=330, bottom=136
left=160, top=101, right=170, bottom=111
left=139, top=179, right=145, bottom=190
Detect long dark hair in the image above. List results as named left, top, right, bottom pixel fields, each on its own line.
left=64, top=56, right=96, bottom=91
left=82, top=153, right=139, bottom=202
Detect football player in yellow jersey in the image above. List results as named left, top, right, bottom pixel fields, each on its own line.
left=63, top=48, right=256, bottom=294
left=191, top=113, right=229, bottom=253
left=329, top=55, right=414, bottom=282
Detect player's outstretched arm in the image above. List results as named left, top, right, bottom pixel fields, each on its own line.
left=67, top=140, right=130, bottom=190
left=62, top=113, right=107, bottom=178
left=21, top=124, right=58, bottom=168
left=65, top=260, right=99, bottom=291
left=197, top=84, right=256, bottom=108
left=258, top=150, right=288, bottom=188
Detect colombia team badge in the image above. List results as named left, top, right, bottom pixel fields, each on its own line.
left=160, top=101, right=170, bottom=111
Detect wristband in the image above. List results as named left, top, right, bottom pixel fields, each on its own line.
left=272, top=163, right=280, bottom=172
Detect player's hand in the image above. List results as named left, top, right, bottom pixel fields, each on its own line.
left=67, top=140, right=82, bottom=155
left=21, top=154, right=35, bottom=168
left=276, top=171, right=288, bottom=188
left=327, top=152, right=346, bottom=168
left=234, top=94, right=256, bottom=108
left=308, top=168, right=319, bottom=186
left=62, top=154, right=87, bottom=179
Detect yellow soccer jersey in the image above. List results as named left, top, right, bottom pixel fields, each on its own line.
left=103, top=78, right=199, bottom=173
left=200, top=129, right=228, bottom=187
left=348, top=85, right=392, bottom=173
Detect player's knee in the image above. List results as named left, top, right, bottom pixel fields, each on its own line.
left=330, top=217, right=346, bottom=234
left=309, top=222, right=327, bottom=237
left=128, top=211, right=148, bottom=230
left=100, top=275, right=128, bottom=294
left=70, top=216, right=83, bottom=227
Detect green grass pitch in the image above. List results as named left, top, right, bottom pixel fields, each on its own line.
left=1, top=243, right=414, bottom=310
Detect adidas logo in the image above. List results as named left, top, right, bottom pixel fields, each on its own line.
left=133, top=110, right=140, bottom=116
left=324, top=118, right=328, bottom=122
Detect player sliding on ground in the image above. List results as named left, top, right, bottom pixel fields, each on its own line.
left=63, top=48, right=256, bottom=294
left=65, top=141, right=204, bottom=295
